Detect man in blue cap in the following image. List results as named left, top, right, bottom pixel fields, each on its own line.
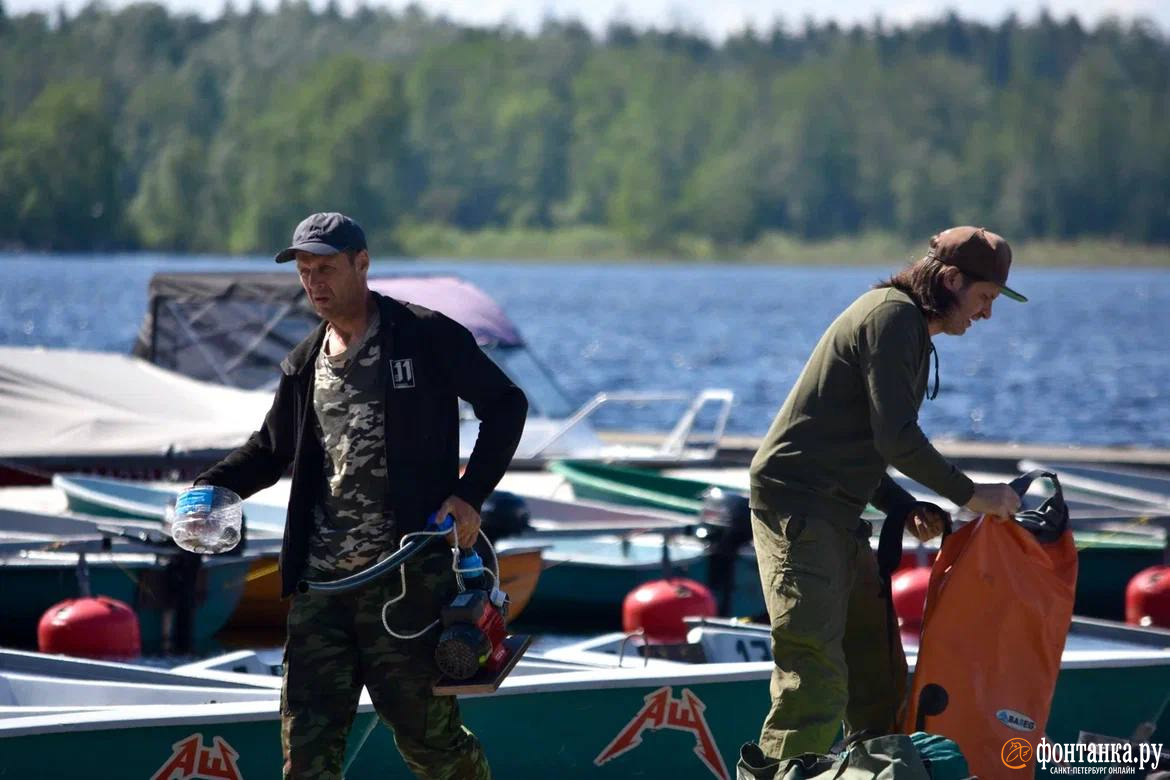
left=197, top=212, right=528, bottom=779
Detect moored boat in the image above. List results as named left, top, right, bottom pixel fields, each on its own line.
left=1018, top=458, right=1170, bottom=512
left=548, top=459, right=722, bottom=514
left=534, top=614, right=1170, bottom=777
left=132, top=272, right=735, bottom=466
left=52, top=473, right=287, bottom=534
left=498, top=532, right=765, bottom=625
left=47, top=474, right=544, bottom=628
left=0, top=538, right=251, bottom=652
left=90, top=616, right=1170, bottom=780
left=547, top=460, right=1170, bottom=622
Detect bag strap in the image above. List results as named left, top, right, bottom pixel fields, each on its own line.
left=1008, top=469, right=1069, bottom=543
left=876, top=501, right=951, bottom=595
left=874, top=499, right=950, bottom=718
left=879, top=469, right=1066, bottom=588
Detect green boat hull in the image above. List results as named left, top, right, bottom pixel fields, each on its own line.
left=550, top=460, right=1166, bottom=621
left=0, top=710, right=385, bottom=778
left=510, top=537, right=765, bottom=624
left=54, top=473, right=289, bottom=533
left=61, top=491, right=153, bottom=519
left=1072, top=534, right=1164, bottom=620
left=550, top=459, right=712, bottom=514
left=515, top=530, right=1159, bottom=627
left=3, top=657, right=1166, bottom=779
left=472, top=665, right=1170, bottom=779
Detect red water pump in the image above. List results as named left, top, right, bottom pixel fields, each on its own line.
left=299, top=517, right=528, bottom=691
left=434, top=550, right=511, bottom=681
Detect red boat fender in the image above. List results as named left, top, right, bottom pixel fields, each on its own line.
left=622, top=578, right=716, bottom=643
left=898, top=549, right=938, bottom=570
left=1126, top=565, right=1170, bottom=628
left=38, top=596, right=141, bottom=660
left=891, top=566, right=932, bottom=629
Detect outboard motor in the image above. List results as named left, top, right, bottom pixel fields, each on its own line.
left=479, top=490, right=531, bottom=542
left=696, top=487, right=753, bottom=616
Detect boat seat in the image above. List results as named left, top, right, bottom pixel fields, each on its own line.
left=639, top=642, right=708, bottom=664
left=690, top=626, right=774, bottom=664
left=0, top=671, right=280, bottom=707
left=0, top=674, right=14, bottom=706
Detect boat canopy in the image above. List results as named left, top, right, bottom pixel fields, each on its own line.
left=133, top=272, right=525, bottom=390
left=0, top=347, right=270, bottom=458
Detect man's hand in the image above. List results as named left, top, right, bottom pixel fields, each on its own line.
left=906, top=502, right=950, bottom=542
left=436, top=494, right=481, bottom=548
left=965, top=483, right=1021, bottom=521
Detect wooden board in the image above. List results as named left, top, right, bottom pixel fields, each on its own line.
left=433, top=634, right=533, bottom=695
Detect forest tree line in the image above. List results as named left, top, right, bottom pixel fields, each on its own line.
left=0, top=2, right=1167, bottom=254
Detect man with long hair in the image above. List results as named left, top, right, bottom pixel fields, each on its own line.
left=749, top=226, right=1026, bottom=760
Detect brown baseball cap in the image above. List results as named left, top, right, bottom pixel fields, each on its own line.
left=927, top=226, right=1027, bottom=302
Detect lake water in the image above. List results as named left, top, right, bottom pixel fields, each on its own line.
left=2, top=254, right=1169, bottom=448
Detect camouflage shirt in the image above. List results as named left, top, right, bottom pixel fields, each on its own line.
left=306, top=310, right=393, bottom=576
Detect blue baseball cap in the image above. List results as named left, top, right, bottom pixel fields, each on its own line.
left=274, top=212, right=367, bottom=263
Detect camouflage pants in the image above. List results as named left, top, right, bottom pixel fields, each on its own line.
left=281, top=548, right=491, bottom=779
left=751, top=509, right=908, bottom=761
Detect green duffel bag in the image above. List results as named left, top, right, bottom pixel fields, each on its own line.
left=909, top=731, right=970, bottom=780
left=737, top=732, right=968, bottom=780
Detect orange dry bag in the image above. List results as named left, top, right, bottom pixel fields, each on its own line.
left=902, top=470, right=1078, bottom=780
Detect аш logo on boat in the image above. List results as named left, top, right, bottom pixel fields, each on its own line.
left=595, top=686, right=730, bottom=780
left=150, top=733, right=242, bottom=780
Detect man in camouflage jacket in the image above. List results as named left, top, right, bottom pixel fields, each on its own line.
left=196, top=212, right=528, bottom=779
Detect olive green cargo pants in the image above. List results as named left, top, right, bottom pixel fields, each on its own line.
left=751, top=508, right=908, bottom=761
left=281, top=549, right=491, bottom=779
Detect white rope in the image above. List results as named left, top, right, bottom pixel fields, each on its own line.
left=380, top=528, right=500, bottom=640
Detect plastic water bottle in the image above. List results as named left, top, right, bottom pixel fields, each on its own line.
left=168, top=485, right=243, bottom=554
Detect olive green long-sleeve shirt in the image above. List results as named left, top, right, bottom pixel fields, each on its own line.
left=750, top=287, right=975, bottom=527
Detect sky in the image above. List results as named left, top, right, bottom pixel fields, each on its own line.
left=6, top=0, right=1168, bottom=39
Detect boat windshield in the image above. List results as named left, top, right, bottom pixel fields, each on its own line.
left=482, top=346, right=575, bottom=420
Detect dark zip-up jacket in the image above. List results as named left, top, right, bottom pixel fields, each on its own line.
left=195, top=292, right=528, bottom=596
